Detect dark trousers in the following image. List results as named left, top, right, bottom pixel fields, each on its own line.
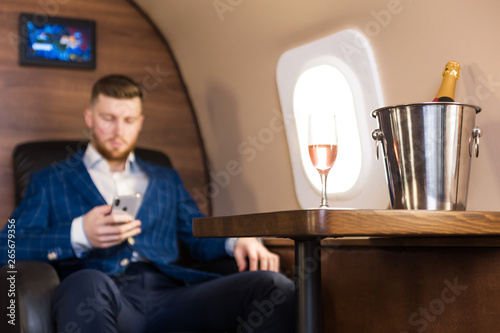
left=52, top=263, right=295, bottom=333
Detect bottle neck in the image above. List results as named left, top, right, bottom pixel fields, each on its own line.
left=433, top=74, right=458, bottom=102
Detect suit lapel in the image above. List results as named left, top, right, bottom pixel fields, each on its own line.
left=65, top=151, right=107, bottom=207
left=134, top=158, right=161, bottom=222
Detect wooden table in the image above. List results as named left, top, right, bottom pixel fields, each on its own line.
left=193, top=209, right=500, bottom=333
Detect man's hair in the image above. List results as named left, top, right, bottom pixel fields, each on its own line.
left=90, top=75, right=143, bottom=106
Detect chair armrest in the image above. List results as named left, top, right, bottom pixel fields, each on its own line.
left=1, top=261, right=60, bottom=333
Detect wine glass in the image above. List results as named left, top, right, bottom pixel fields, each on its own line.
left=308, top=114, right=338, bottom=208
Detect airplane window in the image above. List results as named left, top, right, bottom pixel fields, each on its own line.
left=276, top=29, right=390, bottom=209
left=293, top=64, right=362, bottom=194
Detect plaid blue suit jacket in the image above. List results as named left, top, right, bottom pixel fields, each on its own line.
left=1, top=150, right=228, bottom=283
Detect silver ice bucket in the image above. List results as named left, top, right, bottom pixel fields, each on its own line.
left=372, top=102, right=482, bottom=210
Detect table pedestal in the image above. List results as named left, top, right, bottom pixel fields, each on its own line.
left=295, top=239, right=322, bottom=333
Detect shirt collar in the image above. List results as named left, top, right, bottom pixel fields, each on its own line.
left=83, top=143, right=138, bottom=175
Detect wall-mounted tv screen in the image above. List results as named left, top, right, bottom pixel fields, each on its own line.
left=19, top=13, right=96, bottom=70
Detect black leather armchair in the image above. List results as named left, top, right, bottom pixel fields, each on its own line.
left=1, top=140, right=236, bottom=333
left=1, top=261, right=60, bottom=333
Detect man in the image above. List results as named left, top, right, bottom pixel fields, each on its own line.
left=1, top=75, right=294, bottom=332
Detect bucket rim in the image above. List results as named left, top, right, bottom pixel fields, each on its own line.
left=371, top=102, right=482, bottom=118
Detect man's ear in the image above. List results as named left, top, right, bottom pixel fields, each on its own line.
left=84, top=108, right=93, bottom=128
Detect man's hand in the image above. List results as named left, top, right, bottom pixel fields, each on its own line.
left=83, top=205, right=142, bottom=248
left=233, top=238, right=280, bottom=272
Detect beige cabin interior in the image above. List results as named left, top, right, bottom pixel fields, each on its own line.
left=2, top=0, right=500, bottom=332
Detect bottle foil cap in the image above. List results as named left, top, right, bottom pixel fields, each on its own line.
left=442, top=61, right=460, bottom=79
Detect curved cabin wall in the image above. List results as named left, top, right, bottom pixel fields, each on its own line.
left=0, top=0, right=209, bottom=226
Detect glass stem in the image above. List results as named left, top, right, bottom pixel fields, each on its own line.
left=320, top=172, right=329, bottom=208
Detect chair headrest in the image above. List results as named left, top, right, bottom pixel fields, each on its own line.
left=12, top=140, right=171, bottom=205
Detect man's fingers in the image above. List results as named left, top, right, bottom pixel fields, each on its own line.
left=269, top=254, right=280, bottom=272
left=259, top=257, right=269, bottom=271
left=92, top=228, right=141, bottom=248
left=248, top=252, right=280, bottom=272
left=233, top=249, right=247, bottom=272
left=233, top=238, right=282, bottom=272
left=108, top=213, right=134, bottom=224
left=247, top=251, right=259, bottom=271
left=92, top=204, right=113, bottom=216
left=123, top=223, right=142, bottom=238
left=98, top=220, right=141, bottom=236
left=91, top=220, right=141, bottom=248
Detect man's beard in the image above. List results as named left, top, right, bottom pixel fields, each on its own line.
left=91, top=132, right=135, bottom=162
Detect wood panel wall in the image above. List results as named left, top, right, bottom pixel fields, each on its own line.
left=0, top=0, right=210, bottom=227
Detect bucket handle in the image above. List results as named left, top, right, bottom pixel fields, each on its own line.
left=469, top=127, right=482, bottom=158
left=371, top=129, right=385, bottom=160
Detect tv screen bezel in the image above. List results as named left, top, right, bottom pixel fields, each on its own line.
left=18, top=13, right=96, bottom=70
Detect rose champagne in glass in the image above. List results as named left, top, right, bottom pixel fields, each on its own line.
left=308, top=114, right=338, bottom=208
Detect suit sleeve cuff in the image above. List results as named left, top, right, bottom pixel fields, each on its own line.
left=225, top=237, right=238, bottom=256
left=71, top=216, right=92, bottom=258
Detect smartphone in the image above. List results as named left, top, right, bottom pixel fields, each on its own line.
left=111, top=193, right=141, bottom=218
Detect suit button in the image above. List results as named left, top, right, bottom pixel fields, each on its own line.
left=120, top=258, right=130, bottom=267
left=47, top=252, right=58, bottom=261
left=127, top=237, right=135, bottom=246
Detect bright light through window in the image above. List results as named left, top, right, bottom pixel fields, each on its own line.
left=293, top=65, right=362, bottom=194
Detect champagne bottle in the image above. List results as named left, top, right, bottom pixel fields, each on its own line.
left=433, top=61, right=460, bottom=102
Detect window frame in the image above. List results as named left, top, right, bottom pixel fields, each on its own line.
left=276, top=29, right=390, bottom=209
